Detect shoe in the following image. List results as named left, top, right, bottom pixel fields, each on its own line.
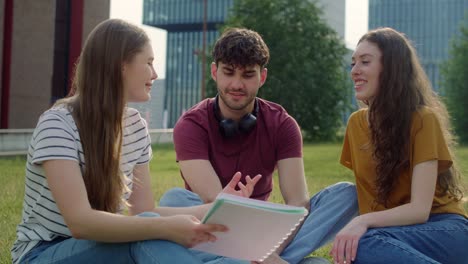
left=298, top=256, right=331, bottom=264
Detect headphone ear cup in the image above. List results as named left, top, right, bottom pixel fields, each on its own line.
left=238, top=114, right=257, bottom=133
left=220, top=119, right=239, bottom=138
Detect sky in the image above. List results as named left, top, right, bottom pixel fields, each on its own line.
left=110, top=0, right=369, bottom=79
left=110, top=0, right=168, bottom=78
left=345, top=0, right=369, bottom=48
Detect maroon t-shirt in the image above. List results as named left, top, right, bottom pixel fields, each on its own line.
left=173, top=97, right=302, bottom=201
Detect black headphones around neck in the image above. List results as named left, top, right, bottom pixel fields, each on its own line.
left=213, top=95, right=258, bottom=138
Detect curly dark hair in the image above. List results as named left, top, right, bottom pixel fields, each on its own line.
left=212, top=27, right=269, bottom=68
left=359, top=28, right=463, bottom=206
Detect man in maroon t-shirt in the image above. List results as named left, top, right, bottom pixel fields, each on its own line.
left=159, top=28, right=358, bottom=264
left=173, top=96, right=302, bottom=202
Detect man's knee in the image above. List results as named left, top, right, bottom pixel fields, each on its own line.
left=161, top=187, right=187, bottom=199
left=322, top=182, right=357, bottom=201
left=331, top=181, right=356, bottom=193
left=137, top=212, right=160, bottom=218
left=159, top=187, right=202, bottom=207
left=159, top=187, right=189, bottom=206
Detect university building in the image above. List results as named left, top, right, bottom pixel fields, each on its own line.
left=0, top=0, right=110, bottom=128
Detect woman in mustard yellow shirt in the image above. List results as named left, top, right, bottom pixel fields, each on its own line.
left=331, top=27, right=467, bottom=264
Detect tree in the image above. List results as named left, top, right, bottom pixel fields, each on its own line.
left=441, top=18, right=468, bottom=144
left=206, top=0, right=351, bottom=141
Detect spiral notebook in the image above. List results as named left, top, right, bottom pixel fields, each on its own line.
left=192, top=193, right=308, bottom=262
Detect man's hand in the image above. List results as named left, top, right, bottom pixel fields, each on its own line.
left=222, top=172, right=262, bottom=198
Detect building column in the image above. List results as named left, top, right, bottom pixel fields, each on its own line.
left=1, top=0, right=12, bottom=128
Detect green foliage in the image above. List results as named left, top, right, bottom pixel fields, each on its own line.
left=0, top=156, right=26, bottom=264
left=441, top=18, right=468, bottom=144
left=206, top=0, right=351, bottom=141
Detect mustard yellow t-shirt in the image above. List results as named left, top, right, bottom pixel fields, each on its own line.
left=340, top=107, right=466, bottom=217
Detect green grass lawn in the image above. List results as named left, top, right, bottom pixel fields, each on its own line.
left=1, top=143, right=467, bottom=263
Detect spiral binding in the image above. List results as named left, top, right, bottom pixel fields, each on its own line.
left=257, top=210, right=308, bottom=262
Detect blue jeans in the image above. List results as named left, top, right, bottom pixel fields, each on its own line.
left=159, top=182, right=359, bottom=264
left=21, top=212, right=204, bottom=264
left=355, top=213, right=468, bottom=264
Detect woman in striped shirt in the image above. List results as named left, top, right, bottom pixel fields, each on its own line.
left=12, top=19, right=260, bottom=264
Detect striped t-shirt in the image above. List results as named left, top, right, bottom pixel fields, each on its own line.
left=11, top=105, right=152, bottom=264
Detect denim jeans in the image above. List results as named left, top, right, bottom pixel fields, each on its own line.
left=21, top=212, right=204, bottom=264
left=159, top=182, right=359, bottom=264
left=354, top=213, right=468, bottom=264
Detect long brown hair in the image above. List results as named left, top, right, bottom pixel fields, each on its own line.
left=360, top=27, right=463, bottom=205
left=58, top=19, right=149, bottom=212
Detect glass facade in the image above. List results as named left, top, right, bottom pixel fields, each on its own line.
left=143, top=0, right=234, bottom=127
left=369, top=0, right=468, bottom=91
